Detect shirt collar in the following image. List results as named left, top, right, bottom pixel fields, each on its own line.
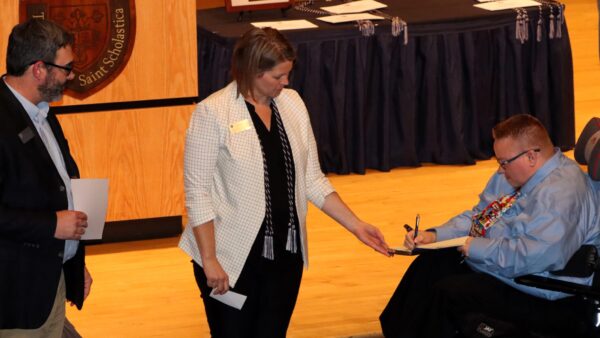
left=3, top=77, right=50, bottom=124
left=520, top=148, right=562, bottom=195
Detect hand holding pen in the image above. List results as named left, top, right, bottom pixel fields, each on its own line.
left=402, top=213, right=419, bottom=249
left=403, top=214, right=435, bottom=249
left=403, top=223, right=416, bottom=250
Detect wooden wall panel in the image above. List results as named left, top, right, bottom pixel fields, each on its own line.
left=63, top=0, right=197, bottom=104
left=58, top=106, right=192, bottom=221
left=73, top=0, right=199, bottom=103
left=0, top=1, right=198, bottom=222
left=0, top=3, right=19, bottom=44
left=198, top=0, right=223, bottom=9
left=0, top=1, right=197, bottom=104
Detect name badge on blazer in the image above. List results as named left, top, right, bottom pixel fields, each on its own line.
left=229, top=119, right=251, bottom=134
left=18, top=126, right=35, bottom=144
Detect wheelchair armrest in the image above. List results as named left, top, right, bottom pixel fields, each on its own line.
left=515, top=275, right=600, bottom=298
left=515, top=245, right=600, bottom=298
left=550, top=245, right=598, bottom=278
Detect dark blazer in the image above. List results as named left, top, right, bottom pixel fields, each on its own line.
left=0, top=77, right=85, bottom=330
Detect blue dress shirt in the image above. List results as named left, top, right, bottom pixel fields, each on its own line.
left=435, top=150, right=600, bottom=300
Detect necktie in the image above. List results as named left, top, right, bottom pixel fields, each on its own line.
left=469, top=190, right=520, bottom=237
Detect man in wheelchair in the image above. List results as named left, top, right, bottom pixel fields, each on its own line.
left=380, top=115, right=600, bottom=338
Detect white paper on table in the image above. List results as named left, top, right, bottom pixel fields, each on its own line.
left=321, top=0, right=387, bottom=14
left=210, top=289, right=247, bottom=310
left=317, top=13, right=384, bottom=24
left=251, top=19, right=318, bottom=30
left=474, top=0, right=540, bottom=11
left=71, top=178, right=109, bottom=240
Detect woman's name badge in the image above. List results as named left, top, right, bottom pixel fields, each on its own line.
left=229, top=119, right=251, bottom=134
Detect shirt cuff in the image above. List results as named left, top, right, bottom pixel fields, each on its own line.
left=432, top=226, right=454, bottom=242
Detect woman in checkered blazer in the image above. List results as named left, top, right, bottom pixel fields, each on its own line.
left=179, top=27, right=390, bottom=337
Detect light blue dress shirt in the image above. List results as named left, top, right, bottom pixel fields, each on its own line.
left=5, top=80, right=78, bottom=262
left=435, top=150, right=600, bottom=300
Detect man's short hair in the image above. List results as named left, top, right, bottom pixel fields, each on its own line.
left=492, top=114, right=553, bottom=149
left=6, top=19, right=74, bottom=76
left=231, top=27, right=295, bottom=100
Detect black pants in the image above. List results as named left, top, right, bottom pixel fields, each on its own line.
left=379, top=249, right=586, bottom=338
left=193, top=234, right=303, bottom=338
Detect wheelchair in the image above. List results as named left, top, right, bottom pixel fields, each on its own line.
left=457, top=117, right=600, bottom=338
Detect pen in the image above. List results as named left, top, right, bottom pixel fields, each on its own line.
left=414, top=214, right=420, bottom=239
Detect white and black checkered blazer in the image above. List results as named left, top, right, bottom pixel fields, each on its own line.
left=179, top=82, right=334, bottom=287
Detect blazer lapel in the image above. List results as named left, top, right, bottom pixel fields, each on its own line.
left=0, top=78, right=69, bottom=182
left=222, top=82, right=266, bottom=191
left=226, top=82, right=252, bottom=125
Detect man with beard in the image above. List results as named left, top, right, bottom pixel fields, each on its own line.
left=0, top=19, right=92, bottom=337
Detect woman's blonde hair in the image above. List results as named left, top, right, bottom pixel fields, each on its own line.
left=231, top=27, right=295, bottom=100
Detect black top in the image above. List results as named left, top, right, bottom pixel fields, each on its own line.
left=246, top=101, right=301, bottom=255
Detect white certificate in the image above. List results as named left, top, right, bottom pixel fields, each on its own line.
left=210, top=289, right=247, bottom=310
left=318, top=13, right=384, bottom=24
left=251, top=19, right=318, bottom=31
left=321, top=0, right=387, bottom=14
left=71, top=178, right=109, bottom=240
left=474, top=0, right=540, bottom=11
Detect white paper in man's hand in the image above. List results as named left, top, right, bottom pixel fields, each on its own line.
left=71, top=178, right=109, bottom=240
left=210, top=289, right=247, bottom=310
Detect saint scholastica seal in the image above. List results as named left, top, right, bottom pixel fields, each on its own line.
left=20, top=0, right=136, bottom=99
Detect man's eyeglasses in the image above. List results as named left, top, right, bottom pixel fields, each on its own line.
left=497, top=148, right=541, bottom=168
left=29, top=60, right=74, bottom=75
left=43, top=61, right=74, bottom=75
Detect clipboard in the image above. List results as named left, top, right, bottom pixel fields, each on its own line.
left=391, top=236, right=469, bottom=256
